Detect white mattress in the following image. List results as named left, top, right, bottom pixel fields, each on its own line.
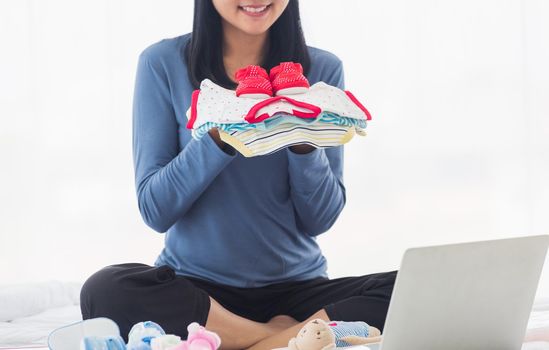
left=0, top=281, right=82, bottom=348
left=0, top=282, right=547, bottom=349
left=0, top=305, right=81, bottom=348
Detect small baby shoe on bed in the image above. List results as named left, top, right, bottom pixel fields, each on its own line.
left=48, top=317, right=121, bottom=350
left=127, top=321, right=166, bottom=350
left=150, top=334, right=183, bottom=350
left=169, top=322, right=221, bottom=350
left=81, top=335, right=127, bottom=350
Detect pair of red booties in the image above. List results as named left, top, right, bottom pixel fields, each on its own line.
left=234, top=61, right=309, bottom=98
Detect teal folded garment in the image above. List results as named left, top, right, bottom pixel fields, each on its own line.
left=192, top=112, right=367, bottom=140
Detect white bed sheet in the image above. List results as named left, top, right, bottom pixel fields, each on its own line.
left=0, top=305, right=80, bottom=347
left=0, top=281, right=82, bottom=348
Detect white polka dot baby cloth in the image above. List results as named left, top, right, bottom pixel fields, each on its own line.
left=185, top=79, right=371, bottom=130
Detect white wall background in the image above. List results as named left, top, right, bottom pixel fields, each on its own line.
left=1, top=0, right=548, bottom=299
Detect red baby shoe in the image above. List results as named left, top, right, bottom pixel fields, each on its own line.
left=234, top=65, right=273, bottom=99
left=269, top=61, right=310, bottom=96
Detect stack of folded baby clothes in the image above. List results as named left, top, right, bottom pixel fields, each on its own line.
left=185, top=62, right=371, bottom=157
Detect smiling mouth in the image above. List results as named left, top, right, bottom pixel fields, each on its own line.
left=238, top=4, right=272, bottom=14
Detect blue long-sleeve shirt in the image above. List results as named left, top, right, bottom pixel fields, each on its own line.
left=132, top=33, right=346, bottom=287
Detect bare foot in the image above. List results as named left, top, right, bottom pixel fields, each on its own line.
left=267, top=315, right=300, bottom=331
left=369, top=326, right=381, bottom=337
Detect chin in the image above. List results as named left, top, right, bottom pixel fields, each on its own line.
left=240, top=25, right=271, bottom=36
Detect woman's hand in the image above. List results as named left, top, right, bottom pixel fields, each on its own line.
left=208, top=127, right=228, bottom=150
left=210, top=127, right=314, bottom=154
left=289, top=144, right=316, bottom=154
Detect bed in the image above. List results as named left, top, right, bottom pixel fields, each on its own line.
left=0, top=281, right=81, bottom=348
left=0, top=281, right=547, bottom=349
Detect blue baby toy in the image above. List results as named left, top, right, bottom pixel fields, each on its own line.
left=126, top=321, right=166, bottom=350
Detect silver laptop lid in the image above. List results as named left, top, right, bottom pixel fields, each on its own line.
left=380, top=235, right=549, bottom=350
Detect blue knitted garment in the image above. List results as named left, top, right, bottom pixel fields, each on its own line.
left=329, top=321, right=370, bottom=347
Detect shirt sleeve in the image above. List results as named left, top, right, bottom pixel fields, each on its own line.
left=286, top=58, right=347, bottom=237
left=132, top=52, right=237, bottom=233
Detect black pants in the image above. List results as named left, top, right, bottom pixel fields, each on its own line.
left=80, top=263, right=397, bottom=342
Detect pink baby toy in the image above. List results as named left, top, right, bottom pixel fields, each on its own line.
left=170, top=322, right=221, bottom=350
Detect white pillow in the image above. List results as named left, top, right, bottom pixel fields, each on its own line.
left=0, top=280, right=81, bottom=321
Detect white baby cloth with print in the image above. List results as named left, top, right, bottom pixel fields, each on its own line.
left=185, top=79, right=370, bottom=130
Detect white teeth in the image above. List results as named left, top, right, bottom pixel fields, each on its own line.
left=241, top=5, right=268, bottom=13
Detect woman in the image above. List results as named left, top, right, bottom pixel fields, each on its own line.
left=80, top=1, right=397, bottom=349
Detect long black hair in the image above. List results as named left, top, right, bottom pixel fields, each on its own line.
left=184, top=0, right=311, bottom=90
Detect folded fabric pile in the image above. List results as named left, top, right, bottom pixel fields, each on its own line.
left=185, top=62, right=371, bottom=157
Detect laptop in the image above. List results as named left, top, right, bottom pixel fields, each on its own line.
left=366, top=234, right=549, bottom=350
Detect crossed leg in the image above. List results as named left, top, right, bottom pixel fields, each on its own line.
left=244, top=309, right=331, bottom=350
left=80, top=264, right=395, bottom=350
left=203, top=271, right=397, bottom=350
left=204, top=295, right=329, bottom=350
